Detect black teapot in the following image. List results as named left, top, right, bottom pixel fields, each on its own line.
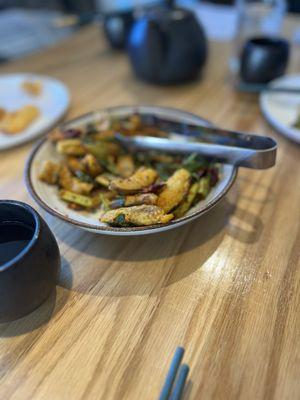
left=127, top=4, right=208, bottom=84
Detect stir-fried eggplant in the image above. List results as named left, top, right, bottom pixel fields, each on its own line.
left=110, top=193, right=158, bottom=209
left=116, top=154, right=135, bottom=178
left=173, top=182, right=199, bottom=218
left=40, top=114, right=219, bottom=226
left=101, top=205, right=173, bottom=226
left=157, top=169, right=191, bottom=212
left=39, top=160, right=60, bottom=185
left=109, top=167, right=158, bottom=194
left=56, top=139, right=87, bottom=156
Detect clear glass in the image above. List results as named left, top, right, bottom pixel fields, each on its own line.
left=230, top=0, right=287, bottom=74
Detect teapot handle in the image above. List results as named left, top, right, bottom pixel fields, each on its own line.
left=146, top=19, right=169, bottom=76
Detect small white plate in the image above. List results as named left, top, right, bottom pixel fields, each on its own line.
left=0, top=73, right=70, bottom=150
left=26, top=105, right=237, bottom=236
left=260, top=74, right=300, bottom=144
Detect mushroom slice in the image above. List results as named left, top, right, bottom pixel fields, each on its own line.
left=100, top=205, right=173, bottom=227
left=157, top=169, right=191, bottom=213
left=109, top=167, right=158, bottom=194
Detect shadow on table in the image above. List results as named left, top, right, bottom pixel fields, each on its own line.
left=237, top=176, right=275, bottom=205
left=0, top=257, right=72, bottom=337
left=56, top=196, right=235, bottom=263
left=226, top=206, right=264, bottom=244
left=51, top=183, right=263, bottom=297
left=53, top=194, right=237, bottom=297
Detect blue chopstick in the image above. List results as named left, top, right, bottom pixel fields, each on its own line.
left=169, top=364, right=190, bottom=400
left=159, top=347, right=185, bottom=400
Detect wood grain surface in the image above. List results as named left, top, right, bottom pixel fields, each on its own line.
left=0, top=20, right=300, bottom=400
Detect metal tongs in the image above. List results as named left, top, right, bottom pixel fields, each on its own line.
left=116, top=114, right=277, bottom=169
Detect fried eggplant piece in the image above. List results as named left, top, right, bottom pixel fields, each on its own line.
left=56, top=139, right=87, bottom=156
left=109, top=167, right=158, bottom=194
left=92, top=130, right=116, bottom=140
left=67, top=157, right=84, bottom=173
left=71, top=179, right=94, bottom=195
left=48, top=128, right=83, bottom=142
left=84, top=141, right=120, bottom=159
left=125, top=193, right=157, bottom=206
left=157, top=169, right=191, bottom=212
left=95, top=173, right=116, bottom=188
left=58, top=166, right=93, bottom=194
left=116, top=154, right=135, bottom=178
left=100, top=205, right=173, bottom=226
left=173, top=182, right=199, bottom=218
left=58, top=165, right=73, bottom=189
left=128, top=114, right=142, bottom=131
left=60, top=190, right=96, bottom=209
left=38, top=160, right=61, bottom=185
left=110, top=193, right=157, bottom=209
left=141, top=182, right=166, bottom=194
left=81, top=154, right=102, bottom=177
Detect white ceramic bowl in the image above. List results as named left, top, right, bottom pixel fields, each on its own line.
left=25, top=105, right=237, bottom=236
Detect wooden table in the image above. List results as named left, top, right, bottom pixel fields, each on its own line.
left=0, top=21, right=300, bottom=400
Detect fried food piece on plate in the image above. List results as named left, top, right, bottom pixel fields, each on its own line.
left=157, top=168, right=191, bottom=212
left=38, top=160, right=61, bottom=185
left=109, top=167, right=158, bottom=194
left=100, top=205, right=173, bottom=226
left=81, top=153, right=102, bottom=177
left=84, top=141, right=121, bottom=158
left=95, top=173, right=116, bottom=188
left=22, top=81, right=42, bottom=96
left=173, top=182, right=199, bottom=218
left=67, top=157, right=85, bottom=173
left=0, top=105, right=39, bottom=134
left=116, top=154, right=135, bottom=178
left=60, top=190, right=97, bottom=209
left=48, top=128, right=83, bottom=142
left=58, top=165, right=93, bottom=194
left=110, top=193, right=158, bottom=208
left=71, top=178, right=94, bottom=195
left=56, top=139, right=87, bottom=156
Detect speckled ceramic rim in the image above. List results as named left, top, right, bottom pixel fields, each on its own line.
left=25, top=105, right=237, bottom=234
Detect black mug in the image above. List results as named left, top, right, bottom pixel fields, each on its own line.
left=240, top=36, right=290, bottom=84
left=0, top=200, right=60, bottom=322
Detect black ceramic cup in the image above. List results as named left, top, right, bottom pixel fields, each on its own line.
left=240, top=36, right=289, bottom=84
left=0, top=200, right=60, bottom=322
